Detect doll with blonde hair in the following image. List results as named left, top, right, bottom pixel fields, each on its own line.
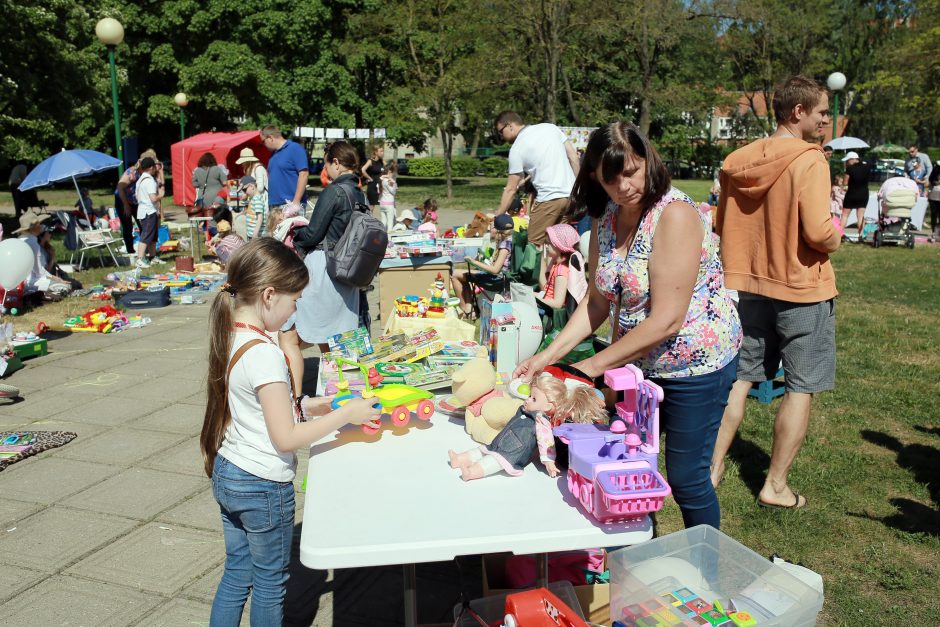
left=448, top=375, right=606, bottom=480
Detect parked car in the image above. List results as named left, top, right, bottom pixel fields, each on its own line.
left=396, top=158, right=410, bottom=176
left=310, top=157, right=325, bottom=176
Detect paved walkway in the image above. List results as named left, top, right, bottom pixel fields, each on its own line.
left=0, top=210, right=484, bottom=625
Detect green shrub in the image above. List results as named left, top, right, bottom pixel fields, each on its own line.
left=451, top=156, right=479, bottom=177
left=480, top=156, right=508, bottom=177
left=407, top=157, right=445, bottom=177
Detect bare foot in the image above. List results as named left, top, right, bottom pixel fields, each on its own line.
left=709, top=460, right=725, bottom=489
left=448, top=450, right=470, bottom=469
left=758, top=484, right=807, bottom=509
left=460, top=464, right=484, bottom=481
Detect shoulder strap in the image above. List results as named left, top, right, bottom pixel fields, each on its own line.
left=227, top=339, right=266, bottom=380
left=335, top=183, right=364, bottom=214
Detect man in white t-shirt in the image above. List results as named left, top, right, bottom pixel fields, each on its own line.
left=494, top=111, right=580, bottom=244
left=133, top=157, right=164, bottom=269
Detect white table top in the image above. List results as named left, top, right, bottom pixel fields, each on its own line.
left=299, top=395, right=653, bottom=570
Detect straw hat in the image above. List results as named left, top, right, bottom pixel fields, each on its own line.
left=235, top=147, right=259, bottom=165
left=13, top=210, right=50, bottom=234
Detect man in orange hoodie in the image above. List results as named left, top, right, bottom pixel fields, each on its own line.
left=711, top=76, right=841, bottom=510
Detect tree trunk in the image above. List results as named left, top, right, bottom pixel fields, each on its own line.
left=639, top=95, right=652, bottom=137
left=561, top=64, right=581, bottom=125
left=442, top=128, right=454, bottom=199
left=470, top=126, right=480, bottom=158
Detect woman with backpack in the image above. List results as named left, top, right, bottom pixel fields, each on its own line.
left=279, top=141, right=365, bottom=392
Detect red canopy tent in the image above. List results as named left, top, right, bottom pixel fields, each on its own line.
left=170, top=131, right=270, bottom=206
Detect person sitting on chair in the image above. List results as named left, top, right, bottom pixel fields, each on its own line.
left=451, top=213, right=515, bottom=318
left=13, top=211, right=72, bottom=300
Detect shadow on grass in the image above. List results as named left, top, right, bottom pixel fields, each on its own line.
left=726, top=436, right=770, bottom=499
left=398, top=176, right=472, bottom=187
left=283, top=519, right=482, bottom=626
left=854, top=429, right=940, bottom=537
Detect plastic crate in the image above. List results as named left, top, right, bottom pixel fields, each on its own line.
left=453, top=580, right=585, bottom=626
left=610, top=525, right=823, bottom=626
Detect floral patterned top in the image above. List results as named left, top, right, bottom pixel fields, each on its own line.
left=595, top=187, right=741, bottom=378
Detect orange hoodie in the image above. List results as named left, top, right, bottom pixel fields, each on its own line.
left=716, top=137, right=840, bottom=303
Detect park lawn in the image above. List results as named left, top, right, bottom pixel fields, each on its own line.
left=650, top=243, right=940, bottom=625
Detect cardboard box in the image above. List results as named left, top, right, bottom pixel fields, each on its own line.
left=481, top=553, right=610, bottom=624
left=378, top=263, right=451, bottom=325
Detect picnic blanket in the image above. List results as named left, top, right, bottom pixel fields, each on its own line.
left=0, top=431, right=77, bottom=471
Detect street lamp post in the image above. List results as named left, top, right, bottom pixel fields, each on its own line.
left=96, top=18, right=125, bottom=165
left=174, top=92, right=188, bottom=142
left=826, top=72, right=847, bottom=142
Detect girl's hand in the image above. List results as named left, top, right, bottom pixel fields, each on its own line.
left=513, top=351, right=553, bottom=380
left=544, top=460, right=560, bottom=478
left=342, top=397, right=383, bottom=427
left=304, top=395, right=335, bottom=418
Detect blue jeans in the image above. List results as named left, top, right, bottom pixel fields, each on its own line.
left=651, top=356, right=738, bottom=529
left=210, top=455, right=295, bottom=627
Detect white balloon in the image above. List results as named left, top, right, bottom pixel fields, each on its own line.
left=510, top=301, right=543, bottom=362
left=579, top=230, right=591, bottom=259
left=0, top=238, right=34, bottom=290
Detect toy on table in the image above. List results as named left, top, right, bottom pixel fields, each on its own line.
left=503, top=587, right=589, bottom=627
left=438, top=358, right=523, bottom=442
left=554, top=364, right=671, bottom=524
left=327, top=356, right=434, bottom=434
left=448, top=374, right=606, bottom=480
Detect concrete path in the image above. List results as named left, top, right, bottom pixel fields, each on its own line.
left=0, top=203, right=484, bottom=626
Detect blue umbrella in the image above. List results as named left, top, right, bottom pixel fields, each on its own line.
left=18, top=149, right=123, bottom=192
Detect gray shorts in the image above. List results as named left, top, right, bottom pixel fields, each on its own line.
left=737, top=293, right=836, bottom=393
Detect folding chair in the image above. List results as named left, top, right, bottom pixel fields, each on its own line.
left=56, top=211, right=123, bottom=270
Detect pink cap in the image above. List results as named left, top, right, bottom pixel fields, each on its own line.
left=546, top=223, right=579, bottom=253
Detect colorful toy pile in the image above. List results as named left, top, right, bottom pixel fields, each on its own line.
left=63, top=306, right=151, bottom=333
left=394, top=273, right=456, bottom=318
left=616, top=587, right=757, bottom=627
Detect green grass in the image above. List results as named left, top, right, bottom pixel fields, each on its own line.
left=650, top=244, right=940, bottom=625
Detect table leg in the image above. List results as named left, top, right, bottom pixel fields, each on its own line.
left=403, top=563, right=417, bottom=627
left=536, top=553, right=549, bottom=588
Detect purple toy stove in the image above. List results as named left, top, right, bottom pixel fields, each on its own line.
left=553, top=365, right=671, bottom=524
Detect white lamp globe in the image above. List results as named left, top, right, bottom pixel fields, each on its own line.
left=174, top=92, right=189, bottom=108
left=826, top=72, right=847, bottom=91
left=95, top=18, right=124, bottom=47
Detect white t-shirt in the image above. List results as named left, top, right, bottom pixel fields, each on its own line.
left=135, top=172, right=158, bottom=220
left=508, top=123, right=575, bottom=203
left=218, top=333, right=297, bottom=482
left=20, top=234, right=52, bottom=292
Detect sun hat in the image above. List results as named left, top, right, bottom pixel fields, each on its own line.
left=398, top=209, right=415, bottom=222
left=235, top=147, right=259, bottom=164
left=12, top=210, right=50, bottom=234
left=493, top=214, right=514, bottom=231
left=545, top=223, right=580, bottom=254
left=841, top=151, right=860, bottom=162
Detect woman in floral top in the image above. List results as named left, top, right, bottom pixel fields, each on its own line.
left=515, top=122, right=741, bottom=529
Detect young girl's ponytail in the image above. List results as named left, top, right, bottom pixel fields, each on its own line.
left=201, top=283, right=237, bottom=477
left=200, top=238, right=309, bottom=478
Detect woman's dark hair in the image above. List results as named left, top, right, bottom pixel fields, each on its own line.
left=325, top=141, right=359, bottom=172
left=570, top=122, right=671, bottom=220
left=198, top=152, right=218, bottom=168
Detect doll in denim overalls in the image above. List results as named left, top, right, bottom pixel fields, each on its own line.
left=448, top=375, right=607, bottom=480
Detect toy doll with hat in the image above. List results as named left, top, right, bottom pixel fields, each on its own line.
left=448, top=373, right=607, bottom=480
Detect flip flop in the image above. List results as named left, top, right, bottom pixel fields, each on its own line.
left=758, top=493, right=807, bottom=510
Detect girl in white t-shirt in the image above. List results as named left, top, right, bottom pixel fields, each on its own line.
left=200, top=238, right=380, bottom=625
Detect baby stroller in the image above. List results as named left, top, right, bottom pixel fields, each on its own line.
left=873, top=177, right=919, bottom=249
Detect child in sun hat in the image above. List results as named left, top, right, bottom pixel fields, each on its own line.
left=450, top=213, right=515, bottom=318
left=537, top=222, right=586, bottom=309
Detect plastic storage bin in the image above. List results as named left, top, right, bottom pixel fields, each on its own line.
left=610, top=525, right=823, bottom=626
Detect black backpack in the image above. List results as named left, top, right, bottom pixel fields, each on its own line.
left=327, top=184, right=388, bottom=288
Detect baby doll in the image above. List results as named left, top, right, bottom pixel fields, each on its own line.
left=447, top=375, right=607, bottom=481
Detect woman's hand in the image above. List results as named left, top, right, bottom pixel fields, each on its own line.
left=570, top=357, right=603, bottom=379
left=513, top=351, right=553, bottom=380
